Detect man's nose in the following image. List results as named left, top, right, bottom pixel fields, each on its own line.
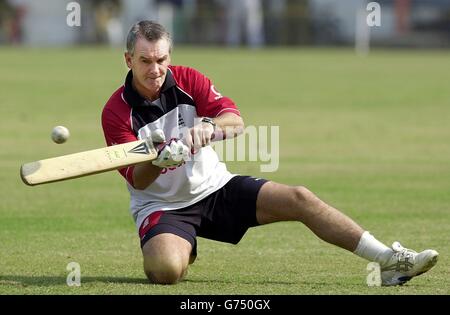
left=148, top=63, right=159, bottom=74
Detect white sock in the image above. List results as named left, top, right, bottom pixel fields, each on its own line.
left=353, top=231, right=393, bottom=265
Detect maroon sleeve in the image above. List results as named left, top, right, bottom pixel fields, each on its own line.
left=175, top=66, right=241, bottom=118
left=101, top=96, right=137, bottom=185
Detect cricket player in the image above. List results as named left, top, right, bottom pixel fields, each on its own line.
left=101, top=20, right=438, bottom=285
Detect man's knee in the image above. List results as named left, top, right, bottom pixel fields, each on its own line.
left=144, top=256, right=187, bottom=285
left=292, top=185, right=317, bottom=205
left=292, top=186, right=315, bottom=202
left=142, top=233, right=192, bottom=285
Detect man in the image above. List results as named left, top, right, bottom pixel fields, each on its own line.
left=102, top=20, right=438, bottom=285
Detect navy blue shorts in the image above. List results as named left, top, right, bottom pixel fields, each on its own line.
left=139, top=176, right=268, bottom=255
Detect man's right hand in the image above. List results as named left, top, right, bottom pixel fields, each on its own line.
left=152, top=138, right=190, bottom=168
left=185, top=118, right=216, bottom=153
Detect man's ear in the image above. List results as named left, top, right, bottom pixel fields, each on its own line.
left=124, top=52, right=132, bottom=69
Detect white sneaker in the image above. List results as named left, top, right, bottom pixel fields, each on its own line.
left=381, top=242, right=439, bottom=286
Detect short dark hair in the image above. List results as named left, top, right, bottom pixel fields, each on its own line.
left=126, top=20, right=172, bottom=55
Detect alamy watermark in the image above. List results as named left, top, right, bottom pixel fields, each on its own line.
left=140, top=124, right=280, bottom=173
left=66, top=2, right=81, bottom=27
left=366, top=262, right=381, bottom=287
left=66, top=262, right=81, bottom=286
left=212, top=126, right=279, bottom=173
left=367, top=2, right=381, bottom=27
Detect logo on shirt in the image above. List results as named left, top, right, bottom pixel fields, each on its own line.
left=211, top=85, right=223, bottom=100
left=178, top=112, right=185, bottom=127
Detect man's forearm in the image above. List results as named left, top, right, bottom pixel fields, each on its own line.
left=132, top=161, right=162, bottom=190
left=212, top=112, right=244, bottom=140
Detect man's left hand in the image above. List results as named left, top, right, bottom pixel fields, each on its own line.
left=152, top=138, right=190, bottom=168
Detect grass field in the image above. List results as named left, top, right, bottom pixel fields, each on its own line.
left=0, top=46, right=449, bottom=295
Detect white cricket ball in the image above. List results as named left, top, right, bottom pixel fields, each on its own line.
left=51, top=125, right=70, bottom=144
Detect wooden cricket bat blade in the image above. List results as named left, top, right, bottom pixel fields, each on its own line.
left=20, top=139, right=157, bottom=186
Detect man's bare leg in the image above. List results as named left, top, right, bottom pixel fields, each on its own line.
left=255, top=181, right=439, bottom=286
left=256, top=182, right=364, bottom=251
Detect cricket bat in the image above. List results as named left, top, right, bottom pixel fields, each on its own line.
left=20, top=139, right=158, bottom=186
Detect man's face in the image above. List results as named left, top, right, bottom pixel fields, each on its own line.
left=125, top=37, right=171, bottom=99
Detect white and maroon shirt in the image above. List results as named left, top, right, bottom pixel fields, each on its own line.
left=102, top=66, right=240, bottom=230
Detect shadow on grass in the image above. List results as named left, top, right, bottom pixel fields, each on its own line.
left=0, top=275, right=297, bottom=287
left=0, top=275, right=149, bottom=287
left=184, top=279, right=296, bottom=285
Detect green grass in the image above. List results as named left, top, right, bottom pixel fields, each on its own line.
left=0, top=47, right=449, bottom=294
